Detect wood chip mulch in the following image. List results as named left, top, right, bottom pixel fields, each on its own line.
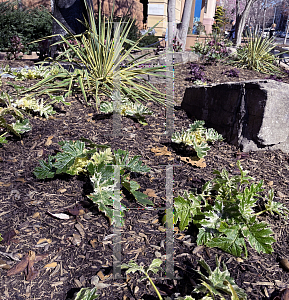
left=0, top=59, right=289, bottom=300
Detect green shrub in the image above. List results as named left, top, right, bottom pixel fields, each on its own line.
left=0, top=1, right=52, bottom=52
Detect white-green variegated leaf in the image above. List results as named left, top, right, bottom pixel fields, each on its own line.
left=171, top=130, right=185, bottom=144
left=237, top=187, right=258, bottom=221
left=99, top=101, right=114, bottom=114
left=265, top=189, right=289, bottom=218
left=205, top=128, right=223, bottom=142
left=121, top=260, right=145, bottom=274
left=206, top=222, right=246, bottom=257
left=73, top=287, right=99, bottom=300
left=12, top=119, right=31, bottom=134
left=195, top=256, right=247, bottom=299
left=174, top=192, right=202, bottom=231
left=192, top=138, right=210, bottom=158
left=242, top=217, right=275, bottom=254
left=187, top=120, right=206, bottom=132
left=147, top=258, right=163, bottom=274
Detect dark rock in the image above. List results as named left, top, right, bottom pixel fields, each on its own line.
left=181, top=79, right=289, bottom=153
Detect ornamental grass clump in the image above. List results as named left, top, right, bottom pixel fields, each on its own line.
left=26, top=3, right=171, bottom=110
left=230, top=33, right=283, bottom=74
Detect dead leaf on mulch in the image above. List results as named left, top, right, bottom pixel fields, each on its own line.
left=151, top=146, right=172, bottom=156
left=37, top=238, right=52, bottom=245
left=45, top=136, right=53, bottom=146
left=7, top=251, right=48, bottom=281
left=43, top=262, right=57, bottom=269
left=180, top=156, right=206, bottom=168
left=143, top=189, right=158, bottom=198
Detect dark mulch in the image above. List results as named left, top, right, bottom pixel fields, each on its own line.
left=0, top=59, right=289, bottom=300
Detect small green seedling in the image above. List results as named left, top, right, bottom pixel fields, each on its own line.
left=121, top=258, right=164, bottom=300
left=171, top=120, right=223, bottom=158
left=194, top=256, right=247, bottom=300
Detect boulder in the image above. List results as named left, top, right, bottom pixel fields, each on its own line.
left=181, top=79, right=289, bottom=153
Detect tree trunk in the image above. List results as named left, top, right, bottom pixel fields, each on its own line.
left=235, top=0, right=256, bottom=46
left=262, top=0, right=267, bottom=36
left=284, top=15, right=289, bottom=44
left=178, top=0, right=193, bottom=51
left=167, top=0, right=176, bottom=51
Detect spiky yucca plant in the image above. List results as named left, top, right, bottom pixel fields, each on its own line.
left=27, top=3, right=171, bottom=110
left=231, top=33, right=283, bottom=74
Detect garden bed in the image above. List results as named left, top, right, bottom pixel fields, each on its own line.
left=0, top=60, right=289, bottom=300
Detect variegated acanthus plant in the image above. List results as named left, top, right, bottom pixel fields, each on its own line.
left=171, top=120, right=223, bottom=158
left=34, top=139, right=152, bottom=225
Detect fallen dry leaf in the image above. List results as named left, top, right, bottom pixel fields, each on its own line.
left=180, top=156, right=206, bottom=168
left=37, top=238, right=52, bottom=245
left=72, top=234, right=81, bottom=246
left=90, top=239, right=97, bottom=248
left=143, top=189, right=158, bottom=198
left=75, top=223, right=85, bottom=238
left=32, top=212, right=40, bottom=219
left=97, top=271, right=105, bottom=281
left=47, top=212, right=70, bottom=220
left=7, top=254, right=29, bottom=276
left=15, top=178, right=26, bottom=183
left=151, top=146, right=172, bottom=156
left=43, top=262, right=57, bottom=269
left=57, top=188, right=67, bottom=193
left=45, top=136, right=53, bottom=146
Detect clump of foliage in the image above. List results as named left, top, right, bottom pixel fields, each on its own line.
left=0, top=91, right=32, bottom=137
left=26, top=3, right=170, bottom=110
left=212, top=6, right=228, bottom=33
left=3, top=64, right=60, bottom=81
left=171, top=120, right=223, bottom=158
left=222, top=68, right=239, bottom=77
left=122, top=259, right=164, bottom=300
left=230, top=34, right=282, bottom=74
left=99, top=94, right=153, bottom=125
left=6, top=36, right=24, bottom=60
left=188, top=63, right=206, bottom=83
left=0, top=1, right=52, bottom=53
left=195, top=256, right=247, bottom=299
left=34, top=139, right=152, bottom=225
left=191, top=33, right=230, bottom=63
left=0, top=133, right=8, bottom=145
left=170, top=161, right=288, bottom=257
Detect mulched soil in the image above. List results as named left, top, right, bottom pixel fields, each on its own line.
left=1, top=58, right=289, bottom=300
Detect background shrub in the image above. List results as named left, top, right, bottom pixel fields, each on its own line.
left=0, top=1, right=52, bottom=53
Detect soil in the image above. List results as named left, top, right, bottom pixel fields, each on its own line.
left=1, top=58, right=289, bottom=300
